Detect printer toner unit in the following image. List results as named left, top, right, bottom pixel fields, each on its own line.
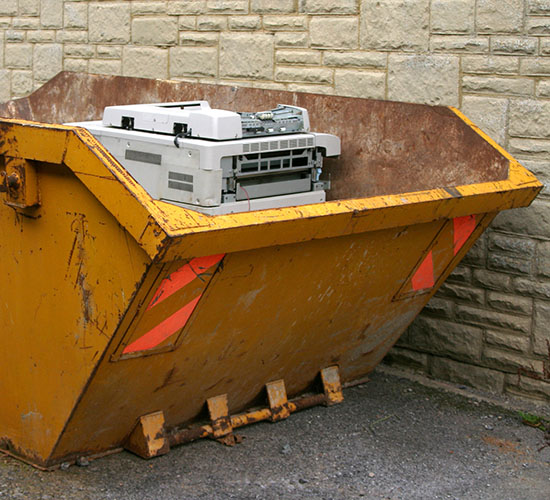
left=73, top=101, right=340, bottom=215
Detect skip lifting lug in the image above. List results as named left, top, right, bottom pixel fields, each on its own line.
left=0, top=158, right=40, bottom=209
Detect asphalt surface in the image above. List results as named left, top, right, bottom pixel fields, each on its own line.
left=1, top=366, right=549, bottom=500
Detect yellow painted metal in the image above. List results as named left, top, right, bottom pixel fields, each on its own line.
left=0, top=98, right=542, bottom=469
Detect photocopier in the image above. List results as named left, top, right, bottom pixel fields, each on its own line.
left=71, top=101, right=340, bottom=215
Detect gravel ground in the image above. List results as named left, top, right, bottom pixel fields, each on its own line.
left=1, top=366, right=549, bottom=500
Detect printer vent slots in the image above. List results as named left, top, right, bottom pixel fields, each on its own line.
left=168, top=171, right=193, bottom=192
left=243, top=138, right=311, bottom=155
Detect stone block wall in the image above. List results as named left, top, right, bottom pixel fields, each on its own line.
left=0, top=0, right=549, bottom=401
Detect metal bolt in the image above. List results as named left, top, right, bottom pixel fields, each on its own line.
left=7, top=173, right=20, bottom=190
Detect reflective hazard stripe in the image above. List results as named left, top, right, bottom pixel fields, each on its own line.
left=147, top=253, right=225, bottom=310
left=119, top=253, right=226, bottom=357
left=411, top=215, right=476, bottom=292
left=453, top=215, right=476, bottom=255
left=411, top=250, right=434, bottom=291
left=123, top=295, right=202, bottom=354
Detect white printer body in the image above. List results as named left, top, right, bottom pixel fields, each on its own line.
left=71, top=101, right=340, bottom=215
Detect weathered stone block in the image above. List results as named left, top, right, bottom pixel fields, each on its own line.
left=509, top=99, right=550, bottom=138
left=519, top=160, right=548, bottom=196
left=299, top=0, right=358, bottom=14
left=361, top=0, right=429, bottom=51
left=89, top=2, right=130, bottom=43
left=323, top=51, right=386, bottom=68
left=64, top=2, right=88, bottom=29
left=276, top=50, right=322, bottom=65
left=529, top=0, right=550, bottom=15
left=473, top=269, right=511, bottom=292
left=447, top=265, right=472, bottom=284
left=334, top=69, right=385, bottom=99
left=383, top=347, right=429, bottom=371
left=89, top=59, right=121, bottom=75
left=526, top=17, right=550, bottom=35
left=483, top=347, right=544, bottom=374
left=493, top=200, right=550, bottom=239
left=249, top=81, right=288, bottom=91
left=251, top=0, right=295, bottom=13
left=167, top=0, right=206, bottom=15
left=514, top=276, right=550, bottom=300
left=33, top=43, right=62, bottom=81
left=477, top=0, right=523, bottom=33
left=491, top=37, right=537, bottom=55
left=509, top=137, right=550, bottom=157
left=0, top=71, right=10, bottom=103
left=179, top=17, right=197, bottom=30
left=456, top=304, right=531, bottom=333
left=536, top=242, right=550, bottom=278
left=388, top=54, right=459, bottom=106
left=408, top=316, right=483, bottom=361
left=206, top=0, right=248, bottom=14
left=437, top=282, right=485, bottom=304
left=56, top=30, right=88, bottom=43
left=462, top=76, right=533, bottom=96
left=27, top=30, right=56, bottom=43
left=64, top=58, right=88, bottom=73
left=521, top=57, right=550, bottom=76
left=132, top=2, right=167, bottom=15
left=220, top=33, right=274, bottom=79
left=197, top=16, right=227, bottom=31
left=422, top=296, right=455, bottom=318
left=286, top=83, right=334, bottom=93
left=487, top=253, right=532, bottom=275
left=430, top=356, right=505, bottom=392
left=228, top=16, right=261, bottom=30
left=541, top=39, right=550, bottom=56
left=122, top=47, right=168, bottom=79
left=462, top=56, right=518, bottom=75
left=5, top=44, right=33, bottom=69
left=263, top=16, right=306, bottom=31
left=533, top=300, right=550, bottom=356
left=488, top=233, right=536, bottom=256
left=487, top=291, right=533, bottom=315
left=6, top=31, right=25, bottom=42
left=461, top=234, right=487, bottom=267
left=431, top=0, right=474, bottom=33
left=132, top=17, right=178, bottom=45
left=274, top=32, right=308, bottom=48
left=486, top=329, right=531, bottom=352
left=507, top=375, right=550, bottom=401
left=170, top=47, right=218, bottom=77
left=96, top=45, right=123, bottom=59
left=64, top=44, right=94, bottom=58
left=11, top=70, right=33, bottom=96
left=276, top=66, right=332, bottom=84
left=41, top=0, right=63, bottom=28
left=13, top=18, right=40, bottom=29
left=0, top=0, right=17, bottom=15
left=430, top=36, right=488, bottom=53
left=310, top=17, right=358, bottom=49
left=180, top=32, right=219, bottom=46
left=19, top=0, right=40, bottom=17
